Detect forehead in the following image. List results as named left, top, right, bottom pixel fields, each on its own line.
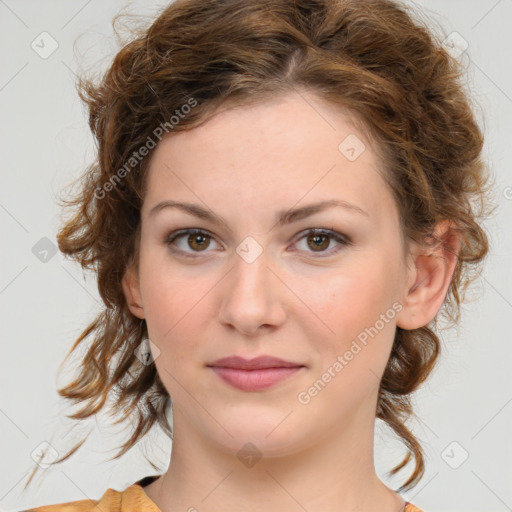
left=143, top=92, right=397, bottom=227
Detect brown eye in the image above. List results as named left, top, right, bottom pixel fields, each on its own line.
left=165, top=227, right=351, bottom=259
left=165, top=229, right=220, bottom=257
left=293, top=228, right=351, bottom=257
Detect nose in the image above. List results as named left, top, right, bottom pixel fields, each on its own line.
left=217, top=248, right=287, bottom=337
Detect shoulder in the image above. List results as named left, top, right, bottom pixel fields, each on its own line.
left=405, top=502, right=424, bottom=512
left=24, top=488, right=120, bottom=512
left=23, top=482, right=159, bottom=512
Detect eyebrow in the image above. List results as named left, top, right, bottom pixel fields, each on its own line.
left=148, top=199, right=369, bottom=227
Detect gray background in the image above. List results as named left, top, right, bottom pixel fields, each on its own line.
left=1, top=1, right=511, bottom=511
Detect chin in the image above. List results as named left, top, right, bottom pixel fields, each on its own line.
left=205, top=413, right=306, bottom=458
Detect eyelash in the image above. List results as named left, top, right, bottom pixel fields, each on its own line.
left=164, top=228, right=351, bottom=259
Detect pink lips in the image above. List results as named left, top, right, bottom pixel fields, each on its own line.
left=207, top=356, right=304, bottom=391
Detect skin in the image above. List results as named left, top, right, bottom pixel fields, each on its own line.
left=123, top=90, right=460, bottom=512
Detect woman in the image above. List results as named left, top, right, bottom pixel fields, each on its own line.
left=23, top=0, right=492, bottom=510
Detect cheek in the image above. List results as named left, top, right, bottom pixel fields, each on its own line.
left=301, top=256, right=400, bottom=363
left=296, top=265, right=400, bottom=413
left=137, top=255, right=204, bottom=350
left=141, top=275, right=209, bottom=399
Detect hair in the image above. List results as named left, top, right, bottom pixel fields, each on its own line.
left=24, top=0, right=495, bottom=493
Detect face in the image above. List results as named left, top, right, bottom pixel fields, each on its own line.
left=124, top=90, right=416, bottom=458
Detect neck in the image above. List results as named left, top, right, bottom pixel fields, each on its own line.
left=143, top=410, right=405, bottom=512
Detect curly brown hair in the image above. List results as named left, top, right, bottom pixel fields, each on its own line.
left=24, top=0, right=494, bottom=493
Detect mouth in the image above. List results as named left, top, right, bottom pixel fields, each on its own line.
left=207, top=355, right=305, bottom=392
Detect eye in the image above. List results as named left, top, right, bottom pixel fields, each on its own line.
left=165, top=229, right=220, bottom=257
left=291, top=228, right=351, bottom=257
left=164, top=227, right=351, bottom=258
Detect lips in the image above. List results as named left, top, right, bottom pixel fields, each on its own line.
left=209, top=355, right=303, bottom=370
left=207, top=356, right=305, bottom=391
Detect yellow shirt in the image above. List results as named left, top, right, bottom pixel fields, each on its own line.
left=25, top=476, right=424, bottom=512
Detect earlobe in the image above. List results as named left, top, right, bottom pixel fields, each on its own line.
left=122, top=263, right=145, bottom=319
left=396, top=220, right=461, bottom=330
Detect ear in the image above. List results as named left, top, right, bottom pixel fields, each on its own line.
left=396, top=220, right=461, bottom=330
left=122, top=261, right=145, bottom=319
